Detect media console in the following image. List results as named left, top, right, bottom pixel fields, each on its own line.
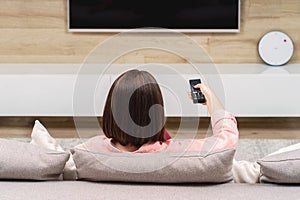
left=0, top=64, right=299, bottom=117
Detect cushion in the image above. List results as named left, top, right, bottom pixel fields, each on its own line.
left=30, top=120, right=77, bottom=180
left=258, top=148, right=300, bottom=184
left=268, top=142, right=300, bottom=156
left=0, top=139, right=70, bottom=180
left=232, top=159, right=260, bottom=184
left=71, top=148, right=235, bottom=183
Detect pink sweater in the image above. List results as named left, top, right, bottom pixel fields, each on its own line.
left=76, top=110, right=239, bottom=153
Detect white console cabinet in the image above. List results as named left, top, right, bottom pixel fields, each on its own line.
left=0, top=64, right=299, bottom=117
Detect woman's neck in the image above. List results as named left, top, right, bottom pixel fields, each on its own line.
left=114, top=142, right=139, bottom=152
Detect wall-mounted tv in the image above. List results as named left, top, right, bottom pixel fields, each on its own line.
left=68, top=0, right=240, bottom=33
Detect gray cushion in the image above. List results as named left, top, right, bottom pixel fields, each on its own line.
left=258, top=149, right=300, bottom=184
left=0, top=139, right=70, bottom=180
left=71, top=148, right=235, bottom=183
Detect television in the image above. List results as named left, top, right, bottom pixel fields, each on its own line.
left=68, top=0, right=240, bottom=33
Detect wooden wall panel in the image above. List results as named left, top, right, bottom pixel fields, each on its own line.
left=0, top=0, right=299, bottom=63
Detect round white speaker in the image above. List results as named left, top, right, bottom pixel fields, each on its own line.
left=258, top=31, right=294, bottom=66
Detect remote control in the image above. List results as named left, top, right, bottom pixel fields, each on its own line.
left=189, top=79, right=206, bottom=104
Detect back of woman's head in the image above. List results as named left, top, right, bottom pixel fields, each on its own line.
left=102, top=69, right=165, bottom=147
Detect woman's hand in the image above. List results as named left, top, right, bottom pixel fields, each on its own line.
left=188, top=83, right=224, bottom=115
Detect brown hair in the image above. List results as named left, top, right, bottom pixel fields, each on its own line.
left=102, top=69, right=165, bottom=148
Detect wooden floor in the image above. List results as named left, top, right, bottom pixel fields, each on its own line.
left=0, top=117, right=300, bottom=139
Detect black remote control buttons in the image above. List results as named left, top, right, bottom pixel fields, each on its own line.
left=189, top=79, right=206, bottom=104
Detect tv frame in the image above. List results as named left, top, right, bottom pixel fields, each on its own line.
left=67, top=0, right=240, bottom=33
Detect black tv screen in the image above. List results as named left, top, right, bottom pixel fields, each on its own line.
left=69, top=0, right=240, bottom=32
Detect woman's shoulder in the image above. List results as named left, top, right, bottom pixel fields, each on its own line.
left=136, top=139, right=205, bottom=153
left=75, top=135, right=121, bottom=152
left=134, top=140, right=170, bottom=153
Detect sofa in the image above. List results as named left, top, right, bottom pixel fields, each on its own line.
left=1, top=138, right=299, bottom=200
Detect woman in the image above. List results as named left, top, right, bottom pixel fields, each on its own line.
left=76, top=69, right=238, bottom=154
